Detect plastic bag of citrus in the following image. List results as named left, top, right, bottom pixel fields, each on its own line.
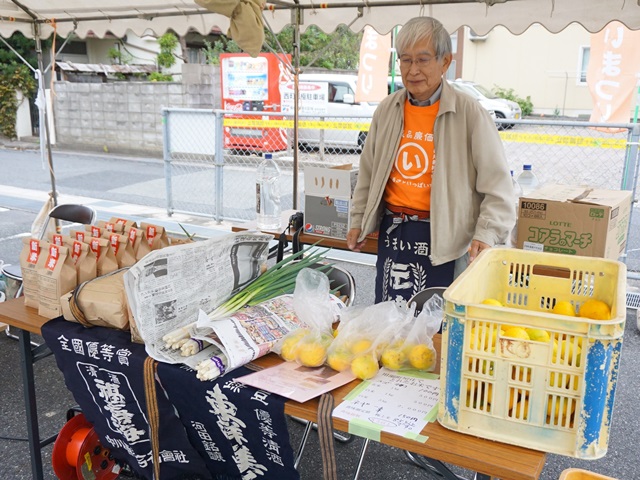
left=327, top=301, right=416, bottom=379
left=273, top=267, right=344, bottom=367
left=380, top=294, right=444, bottom=372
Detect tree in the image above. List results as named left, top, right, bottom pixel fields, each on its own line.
left=204, top=24, right=362, bottom=70
left=266, top=25, right=362, bottom=70
left=150, top=32, right=179, bottom=81
left=0, top=33, right=37, bottom=138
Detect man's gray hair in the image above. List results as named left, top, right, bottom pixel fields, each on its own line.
left=395, top=17, right=452, bottom=59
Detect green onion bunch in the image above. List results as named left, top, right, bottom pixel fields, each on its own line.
left=207, top=246, right=340, bottom=321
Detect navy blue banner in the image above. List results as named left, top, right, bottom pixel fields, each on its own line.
left=43, top=318, right=297, bottom=480
left=157, top=363, right=299, bottom=480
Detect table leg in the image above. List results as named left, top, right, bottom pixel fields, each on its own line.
left=19, top=328, right=44, bottom=480
left=18, top=329, right=56, bottom=480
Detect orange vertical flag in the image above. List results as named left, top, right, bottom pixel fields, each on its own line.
left=587, top=21, right=640, bottom=126
left=355, top=26, right=391, bottom=103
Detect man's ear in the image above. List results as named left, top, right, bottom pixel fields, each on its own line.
left=440, top=54, right=453, bottom=73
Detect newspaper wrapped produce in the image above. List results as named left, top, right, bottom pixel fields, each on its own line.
left=124, top=232, right=272, bottom=367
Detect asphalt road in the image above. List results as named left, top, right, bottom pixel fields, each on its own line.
left=1, top=145, right=639, bottom=480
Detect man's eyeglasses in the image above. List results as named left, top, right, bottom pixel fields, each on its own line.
left=398, top=56, right=438, bottom=69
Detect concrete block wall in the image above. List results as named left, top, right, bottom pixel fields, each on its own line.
left=53, top=75, right=219, bottom=156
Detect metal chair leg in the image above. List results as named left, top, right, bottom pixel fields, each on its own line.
left=293, top=419, right=313, bottom=469
left=404, top=450, right=463, bottom=480
left=5, top=324, right=40, bottom=347
left=351, top=438, right=370, bottom=480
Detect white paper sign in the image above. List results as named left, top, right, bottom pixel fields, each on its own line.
left=333, top=368, right=440, bottom=438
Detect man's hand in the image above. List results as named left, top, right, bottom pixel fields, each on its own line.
left=346, top=228, right=367, bottom=252
left=468, top=240, right=491, bottom=263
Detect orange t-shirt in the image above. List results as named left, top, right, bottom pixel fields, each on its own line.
left=383, top=99, right=438, bottom=212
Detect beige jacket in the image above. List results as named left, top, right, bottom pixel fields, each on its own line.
left=350, top=80, right=516, bottom=266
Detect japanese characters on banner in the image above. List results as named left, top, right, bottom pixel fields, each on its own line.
left=587, top=21, right=640, bottom=128
left=355, top=26, right=391, bottom=103
left=42, top=318, right=299, bottom=480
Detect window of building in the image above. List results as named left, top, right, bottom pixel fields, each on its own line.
left=446, top=60, right=456, bottom=81
left=578, top=46, right=590, bottom=84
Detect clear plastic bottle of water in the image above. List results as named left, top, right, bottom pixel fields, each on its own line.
left=509, top=170, right=522, bottom=248
left=511, top=170, right=523, bottom=199
left=256, top=153, right=281, bottom=230
left=516, top=164, right=540, bottom=197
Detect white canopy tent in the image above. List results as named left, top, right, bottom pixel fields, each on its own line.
left=2, top=0, right=640, bottom=206
left=2, top=0, right=640, bottom=38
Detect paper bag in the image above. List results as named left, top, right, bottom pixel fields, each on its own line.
left=62, top=269, right=131, bottom=330
left=125, top=226, right=147, bottom=261
left=96, top=220, right=125, bottom=234
left=141, top=222, right=170, bottom=251
left=88, top=237, right=118, bottom=277
left=104, top=232, right=137, bottom=268
left=37, top=243, right=77, bottom=318
left=19, top=237, right=44, bottom=308
left=86, top=224, right=104, bottom=239
left=110, top=217, right=138, bottom=230
left=70, top=229, right=88, bottom=244
left=48, top=233, right=97, bottom=284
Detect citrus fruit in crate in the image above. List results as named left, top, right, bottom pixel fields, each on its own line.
left=552, top=300, right=576, bottom=317
left=482, top=298, right=503, bottom=306
left=503, top=327, right=530, bottom=340
left=408, top=344, right=435, bottom=370
left=469, top=326, right=498, bottom=351
left=351, top=354, right=379, bottom=380
left=579, top=299, right=611, bottom=320
left=526, top=328, right=550, bottom=342
left=380, top=347, right=407, bottom=370
left=546, top=396, right=576, bottom=425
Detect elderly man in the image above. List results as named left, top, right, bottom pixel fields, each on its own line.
left=346, top=16, right=515, bottom=303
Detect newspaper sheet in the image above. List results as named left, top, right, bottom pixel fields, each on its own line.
left=124, top=232, right=273, bottom=365
left=192, top=294, right=346, bottom=377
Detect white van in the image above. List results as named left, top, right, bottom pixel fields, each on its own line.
left=297, top=73, right=379, bottom=150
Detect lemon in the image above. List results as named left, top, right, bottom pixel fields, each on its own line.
left=351, top=355, right=379, bottom=380
left=350, top=339, right=373, bottom=355
left=512, top=397, right=530, bottom=420
left=502, top=327, right=530, bottom=341
left=546, top=396, right=576, bottom=424
left=552, top=300, right=576, bottom=317
left=482, top=298, right=503, bottom=307
left=469, top=326, right=498, bottom=351
left=327, top=350, right=352, bottom=372
left=579, top=299, right=611, bottom=320
left=297, top=342, right=327, bottom=367
left=380, top=348, right=407, bottom=370
left=526, top=328, right=551, bottom=342
left=408, top=344, right=435, bottom=370
left=280, top=336, right=302, bottom=361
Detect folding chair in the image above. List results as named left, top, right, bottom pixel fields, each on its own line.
left=3, top=203, right=97, bottom=341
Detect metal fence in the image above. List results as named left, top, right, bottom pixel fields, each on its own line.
left=162, top=109, right=640, bottom=273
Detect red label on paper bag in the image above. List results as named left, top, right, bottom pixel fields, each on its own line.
left=45, top=244, right=60, bottom=271
left=28, top=239, right=41, bottom=264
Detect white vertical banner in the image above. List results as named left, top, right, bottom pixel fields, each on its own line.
left=355, top=26, right=391, bottom=103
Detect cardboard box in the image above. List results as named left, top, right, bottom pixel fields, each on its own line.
left=516, top=184, right=632, bottom=259
left=304, top=164, right=358, bottom=240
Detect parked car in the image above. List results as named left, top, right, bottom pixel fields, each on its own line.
left=297, top=73, right=379, bottom=150
left=450, top=79, right=522, bottom=129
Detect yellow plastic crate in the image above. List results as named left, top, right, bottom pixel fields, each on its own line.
left=439, top=248, right=626, bottom=459
left=559, top=468, right=617, bottom=480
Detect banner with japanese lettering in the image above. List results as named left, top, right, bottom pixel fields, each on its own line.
left=587, top=21, right=640, bottom=128
left=157, top=362, right=299, bottom=480
left=42, top=318, right=211, bottom=479
left=355, top=25, right=391, bottom=103
left=43, top=318, right=298, bottom=479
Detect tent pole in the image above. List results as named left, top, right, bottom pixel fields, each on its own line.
left=292, top=10, right=301, bottom=210
left=34, top=25, right=58, bottom=207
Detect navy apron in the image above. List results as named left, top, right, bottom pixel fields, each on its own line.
left=375, top=212, right=455, bottom=303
